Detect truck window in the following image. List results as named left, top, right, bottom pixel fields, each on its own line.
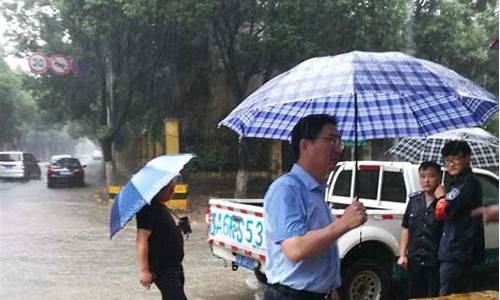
left=477, top=174, right=499, bottom=206
left=332, top=170, right=351, bottom=197
left=358, top=170, right=378, bottom=200
left=381, top=171, right=406, bottom=203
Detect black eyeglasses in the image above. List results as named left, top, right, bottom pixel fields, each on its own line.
left=444, top=155, right=465, bottom=166
left=316, top=135, right=344, bottom=148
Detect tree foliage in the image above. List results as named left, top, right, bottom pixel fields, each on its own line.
left=0, top=50, right=39, bottom=148
left=412, top=0, right=499, bottom=133
left=0, top=54, right=19, bottom=146
left=1, top=0, right=498, bottom=168
left=2, top=0, right=211, bottom=160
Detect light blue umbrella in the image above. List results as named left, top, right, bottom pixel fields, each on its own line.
left=219, top=51, right=498, bottom=142
left=109, top=153, right=195, bottom=239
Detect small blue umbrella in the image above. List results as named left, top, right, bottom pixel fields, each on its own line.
left=109, top=153, right=195, bottom=239
left=219, top=51, right=498, bottom=142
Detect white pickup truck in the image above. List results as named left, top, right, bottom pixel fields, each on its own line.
left=207, top=161, right=499, bottom=300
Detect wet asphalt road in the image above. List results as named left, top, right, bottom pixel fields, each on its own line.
left=0, top=161, right=265, bottom=300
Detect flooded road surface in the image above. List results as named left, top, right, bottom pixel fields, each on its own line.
left=0, top=161, right=265, bottom=300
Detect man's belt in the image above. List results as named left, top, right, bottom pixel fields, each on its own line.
left=270, top=283, right=330, bottom=300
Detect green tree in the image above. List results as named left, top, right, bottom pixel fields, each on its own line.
left=412, top=0, right=499, bottom=134
left=194, top=0, right=410, bottom=196
left=2, top=0, right=497, bottom=188
left=0, top=53, right=20, bottom=147
left=0, top=50, right=39, bottom=149
left=1, top=0, right=209, bottom=175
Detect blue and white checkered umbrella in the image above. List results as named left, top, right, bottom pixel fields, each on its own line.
left=109, top=153, right=194, bottom=239
left=387, top=127, right=499, bottom=168
left=219, top=51, right=498, bottom=142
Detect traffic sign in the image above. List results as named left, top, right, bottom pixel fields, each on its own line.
left=28, top=53, right=48, bottom=74
left=49, top=54, right=72, bottom=75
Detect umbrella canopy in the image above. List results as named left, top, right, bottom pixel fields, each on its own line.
left=387, top=128, right=499, bottom=168
left=219, top=51, right=498, bottom=142
left=109, top=153, right=195, bottom=239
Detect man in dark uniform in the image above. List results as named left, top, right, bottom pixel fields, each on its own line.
left=136, top=182, right=187, bottom=300
left=398, top=161, right=444, bottom=298
left=434, top=141, right=484, bottom=296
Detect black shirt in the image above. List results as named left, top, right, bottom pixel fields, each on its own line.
left=402, top=192, right=443, bottom=266
left=438, top=167, right=484, bottom=264
left=136, top=200, right=184, bottom=272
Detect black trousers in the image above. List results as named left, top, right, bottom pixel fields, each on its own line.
left=263, top=284, right=328, bottom=300
left=407, top=261, right=440, bottom=298
left=153, top=266, right=187, bottom=300
left=439, top=261, right=470, bottom=296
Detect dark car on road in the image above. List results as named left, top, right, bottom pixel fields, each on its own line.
left=47, top=157, right=86, bottom=188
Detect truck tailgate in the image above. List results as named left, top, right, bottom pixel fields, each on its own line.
left=208, top=199, right=266, bottom=270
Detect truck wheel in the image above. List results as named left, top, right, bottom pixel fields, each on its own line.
left=254, top=269, right=268, bottom=285
left=339, top=259, right=390, bottom=300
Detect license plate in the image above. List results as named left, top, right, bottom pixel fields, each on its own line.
left=235, top=254, right=256, bottom=270
left=208, top=209, right=265, bottom=251
left=61, top=171, right=72, bottom=175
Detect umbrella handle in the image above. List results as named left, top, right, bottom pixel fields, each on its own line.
left=354, top=92, right=359, bottom=199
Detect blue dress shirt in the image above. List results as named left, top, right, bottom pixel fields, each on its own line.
left=263, top=164, right=341, bottom=293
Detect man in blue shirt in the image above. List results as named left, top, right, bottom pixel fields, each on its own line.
left=263, top=114, right=367, bottom=300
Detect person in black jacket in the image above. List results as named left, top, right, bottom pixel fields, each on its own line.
left=398, top=161, right=443, bottom=298
left=434, top=141, right=484, bottom=296
left=136, top=181, right=187, bottom=300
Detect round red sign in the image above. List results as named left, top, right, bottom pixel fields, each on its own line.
left=28, top=53, right=49, bottom=74
left=49, top=54, right=72, bottom=75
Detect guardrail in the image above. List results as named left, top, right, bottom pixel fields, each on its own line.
left=107, top=183, right=190, bottom=210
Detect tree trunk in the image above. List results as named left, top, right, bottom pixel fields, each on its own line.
left=234, top=138, right=249, bottom=198
left=105, top=161, right=116, bottom=188
left=235, top=169, right=249, bottom=198
left=270, top=140, right=282, bottom=179
left=102, top=138, right=116, bottom=188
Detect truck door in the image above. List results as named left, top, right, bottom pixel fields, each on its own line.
left=379, top=166, right=407, bottom=211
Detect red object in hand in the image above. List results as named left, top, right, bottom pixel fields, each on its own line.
left=435, top=198, right=448, bottom=220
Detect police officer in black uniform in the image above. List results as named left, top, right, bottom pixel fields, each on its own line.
left=434, top=141, right=484, bottom=296
left=399, top=161, right=444, bottom=298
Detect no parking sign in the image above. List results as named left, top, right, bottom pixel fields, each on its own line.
left=49, top=54, right=72, bottom=75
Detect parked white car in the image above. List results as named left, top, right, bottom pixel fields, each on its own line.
left=0, top=151, right=42, bottom=180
